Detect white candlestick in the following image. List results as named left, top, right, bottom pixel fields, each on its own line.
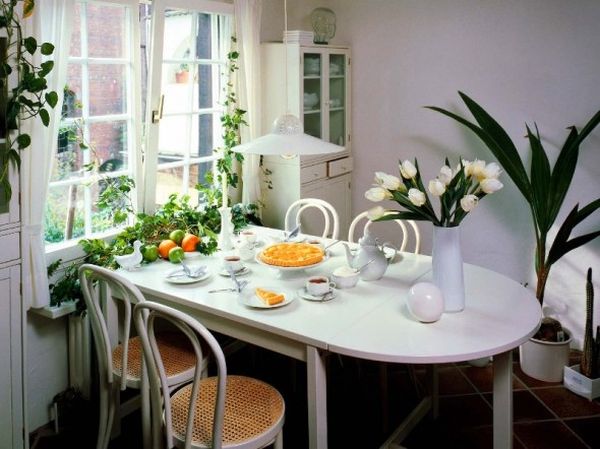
left=222, top=172, right=228, bottom=208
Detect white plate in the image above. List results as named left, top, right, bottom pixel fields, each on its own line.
left=218, top=266, right=251, bottom=277
left=296, top=287, right=338, bottom=302
left=254, top=250, right=329, bottom=271
left=240, top=287, right=295, bottom=309
left=165, top=267, right=211, bottom=284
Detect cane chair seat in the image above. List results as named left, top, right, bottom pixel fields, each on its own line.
left=170, top=375, right=285, bottom=448
left=112, top=333, right=197, bottom=388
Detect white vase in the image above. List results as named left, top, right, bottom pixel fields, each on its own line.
left=432, top=226, right=465, bottom=312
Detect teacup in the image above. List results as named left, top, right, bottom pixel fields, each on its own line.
left=306, top=276, right=336, bottom=296
left=235, top=240, right=255, bottom=261
left=331, top=266, right=360, bottom=289
left=306, top=238, right=325, bottom=251
left=239, top=230, right=257, bottom=245
left=222, top=255, right=244, bottom=273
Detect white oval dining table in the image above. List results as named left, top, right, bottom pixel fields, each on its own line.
left=117, top=227, right=541, bottom=449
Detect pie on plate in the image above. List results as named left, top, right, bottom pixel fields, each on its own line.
left=255, top=287, right=285, bottom=306
left=259, top=242, right=324, bottom=267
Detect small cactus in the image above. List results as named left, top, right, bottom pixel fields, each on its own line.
left=581, top=268, right=598, bottom=379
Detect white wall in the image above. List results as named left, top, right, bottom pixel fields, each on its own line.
left=262, top=0, right=600, bottom=346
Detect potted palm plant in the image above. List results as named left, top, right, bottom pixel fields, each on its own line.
left=428, top=92, right=600, bottom=381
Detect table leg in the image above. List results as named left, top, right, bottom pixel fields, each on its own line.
left=307, top=346, right=328, bottom=449
left=493, top=351, right=513, bottom=449
left=426, top=364, right=439, bottom=419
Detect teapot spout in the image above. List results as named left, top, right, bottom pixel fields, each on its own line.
left=342, top=243, right=355, bottom=268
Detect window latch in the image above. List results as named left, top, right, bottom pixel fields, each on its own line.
left=151, top=94, right=164, bottom=124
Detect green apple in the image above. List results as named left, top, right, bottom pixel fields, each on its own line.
left=142, top=244, right=159, bottom=263
left=168, top=246, right=185, bottom=263
left=169, top=229, right=185, bottom=245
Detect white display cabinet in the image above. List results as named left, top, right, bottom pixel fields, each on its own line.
left=260, top=42, right=352, bottom=238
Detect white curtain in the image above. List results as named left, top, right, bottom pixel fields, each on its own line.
left=21, top=1, right=74, bottom=309
left=234, top=0, right=262, bottom=205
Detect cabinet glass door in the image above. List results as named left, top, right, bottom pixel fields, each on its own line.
left=303, top=52, right=322, bottom=139
left=328, top=53, right=346, bottom=146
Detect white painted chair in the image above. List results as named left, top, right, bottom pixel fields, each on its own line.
left=133, top=301, right=285, bottom=449
left=79, top=264, right=202, bottom=449
left=348, top=211, right=421, bottom=254
left=284, top=198, right=340, bottom=239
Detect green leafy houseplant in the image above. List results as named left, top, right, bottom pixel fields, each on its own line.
left=427, top=92, right=600, bottom=307
left=0, top=0, right=57, bottom=199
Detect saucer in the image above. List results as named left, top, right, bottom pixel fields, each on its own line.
left=218, top=266, right=251, bottom=277
left=165, top=268, right=211, bottom=284
left=239, top=287, right=295, bottom=309
left=296, top=287, right=338, bottom=302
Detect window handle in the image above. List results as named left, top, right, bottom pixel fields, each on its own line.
left=152, top=94, right=164, bottom=124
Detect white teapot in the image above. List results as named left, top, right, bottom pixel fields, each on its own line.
left=342, top=230, right=397, bottom=281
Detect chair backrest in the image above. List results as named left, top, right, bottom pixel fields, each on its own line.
left=284, top=198, right=340, bottom=239
left=348, top=211, right=421, bottom=254
left=79, top=264, right=146, bottom=391
left=133, top=301, right=227, bottom=449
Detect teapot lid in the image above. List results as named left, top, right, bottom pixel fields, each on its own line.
left=358, top=229, right=378, bottom=246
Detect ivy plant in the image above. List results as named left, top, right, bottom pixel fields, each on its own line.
left=0, top=0, right=57, bottom=199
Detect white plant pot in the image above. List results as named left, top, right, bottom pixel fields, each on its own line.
left=564, top=364, right=600, bottom=401
left=519, top=330, right=571, bottom=382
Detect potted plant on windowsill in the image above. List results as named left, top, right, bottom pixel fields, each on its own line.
left=175, top=63, right=189, bottom=84
left=428, top=92, right=600, bottom=382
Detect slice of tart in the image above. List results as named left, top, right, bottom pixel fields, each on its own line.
left=255, top=287, right=285, bottom=306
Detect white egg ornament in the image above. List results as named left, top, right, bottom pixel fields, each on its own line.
left=406, top=282, right=444, bottom=323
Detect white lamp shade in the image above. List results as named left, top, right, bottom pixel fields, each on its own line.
left=232, top=113, right=345, bottom=155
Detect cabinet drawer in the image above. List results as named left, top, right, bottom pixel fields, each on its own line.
left=328, top=157, right=353, bottom=178
left=301, top=163, right=327, bottom=184
left=0, top=233, right=19, bottom=264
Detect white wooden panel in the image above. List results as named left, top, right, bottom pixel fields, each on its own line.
left=0, top=232, right=20, bottom=265
left=327, top=157, right=353, bottom=178
left=300, top=163, right=327, bottom=184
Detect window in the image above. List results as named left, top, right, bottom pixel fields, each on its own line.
left=45, top=0, right=140, bottom=245
left=44, top=0, right=233, bottom=246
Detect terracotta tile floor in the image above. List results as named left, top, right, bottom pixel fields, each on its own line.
left=31, top=348, right=600, bottom=449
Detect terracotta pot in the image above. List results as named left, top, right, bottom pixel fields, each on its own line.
left=175, top=71, right=189, bottom=84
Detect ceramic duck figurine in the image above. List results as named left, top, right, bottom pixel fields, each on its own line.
left=342, top=230, right=397, bottom=281
left=115, top=240, right=143, bottom=270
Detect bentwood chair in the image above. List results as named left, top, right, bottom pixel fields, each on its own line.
left=284, top=198, right=340, bottom=239
left=348, top=210, right=421, bottom=254
left=133, top=301, right=285, bottom=449
left=79, top=264, right=204, bottom=449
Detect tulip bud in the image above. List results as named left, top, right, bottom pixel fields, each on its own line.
left=400, top=160, right=417, bottom=179
left=367, top=206, right=386, bottom=220
left=460, top=194, right=479, bottom=212
left=438, top=166, right=453, bottom=186
left=469, top=159, right=486, bottom=179
left=375, top=172, right=402, bottom=190
left=482, top=162, right=502, bottom=179
left=428, top=179, right=446, bottom=196
left=480, top=178, right=504, bottom=194
left=365, top=187, right=391, bottom=202
left=408, top=188, right=426, bottom=206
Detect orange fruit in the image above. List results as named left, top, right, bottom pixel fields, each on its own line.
left=181, top=233, right=200, bottom=252
left=158, top=240, right=177, bottom=259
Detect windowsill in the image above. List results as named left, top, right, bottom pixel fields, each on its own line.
left=30, top=300, right=78, bottom=319
left=45, top=228, right=122, bottom=265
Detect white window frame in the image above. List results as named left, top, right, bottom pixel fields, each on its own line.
left=143, top=0, right=233, bottom=212
left=46, top=0, right=143, bottom=258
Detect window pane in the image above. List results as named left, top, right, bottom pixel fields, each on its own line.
left=163, top=10, right=193, bottom=60
left=139, top=4, right=152, bottom=120
left=64, top=64, right=83, bottom=119
left=190, top=162, right=213, bottom=191
left=70, top=3, right=82, bottom=57
left=52, top=125, right=84, bottom=182
left=156, top=166, right=185, bottom=205
left=87, top=4, right=126, bottom=58
left=88, top=64, right=127, bottom=116
left=44, top=185, right=85, bottom=243
left=158, top=116, right=189, bottom=159
left=195, top=13, right=212, bottom=59
left=161, top=63, right=193, bottom=114
left=195, top=63, right=213, bottom=109
left=190, top=114, right=216, bottom=158
left=89, top=121, right=129, bottom=172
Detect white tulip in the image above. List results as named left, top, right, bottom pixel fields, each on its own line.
left=469, top=159, right=486, bottom=178
left=459, top=159, right=471, bottom=176
left=367, top=206, right=386, bottom=220
left=400, top=160, right=417, bottom=179
left=365, top=187, right=390, bottom=202
left=460, top=194, right=479, bottom=212
left=375, top=171, right=403, bottom=190
left=482, top=162, right=502, bottom=180
left=438, top=165, right=453, bottom=185
left=428, top=179, right=446, bottom=196
left=408, top=188, right=426, bottom=206
left=480, top=178, right=504, bottom=194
